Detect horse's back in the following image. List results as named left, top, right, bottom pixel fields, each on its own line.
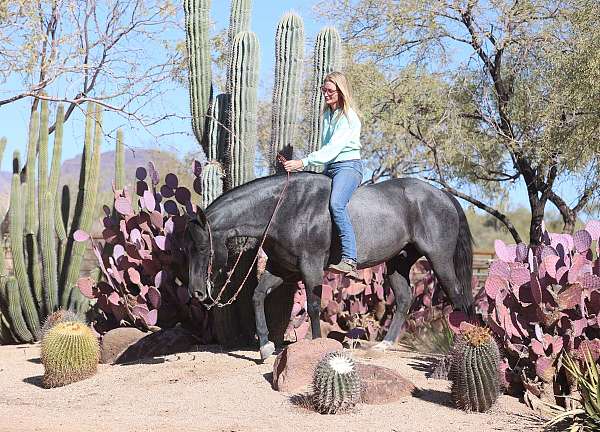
left=268, top=173, right=461, bottom=266
left=347, top=177, right=461, bottom=264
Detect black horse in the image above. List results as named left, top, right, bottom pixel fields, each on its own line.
left=185, top=172, right=474, bottom=359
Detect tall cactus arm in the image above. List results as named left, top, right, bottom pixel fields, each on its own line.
left=63, top=105, right=102, bottom=308
left=9, top=151, right=40, bottom=336
left=269, top=12, right=304, bottom=172
left=39, top=101, right=60, bottom=313
left=227, top=0, right=253, bottom=50
left=6, top=277, right=34, bottom=343
left=227, top=31, right=260, bottom=189
left=308, top=27, right=343, bottom=155
left=60, top=103, right=94, bottom=293
left=24, top=111, right=39, bottom=235
left=115, top=129, right=125, bottom=191
left=24, top=108, right=43, bottom=308
left=184, top=0, right=212, bottom=149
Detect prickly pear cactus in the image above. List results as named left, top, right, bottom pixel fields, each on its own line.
left=41, top=321, right=100, bottom=388
left=449, top=325, right=501, bottom=412
left=312, top=351, right=361, bottom=414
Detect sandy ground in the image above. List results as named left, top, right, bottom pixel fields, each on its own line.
left=0, top=342, right=543, bottom=432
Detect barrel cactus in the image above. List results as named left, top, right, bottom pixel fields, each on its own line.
left=312, top=351, right=361, bottom=414
left=41, top=321, right=100, bottom=388
left=449, top=325, right=501, bottom=412
left=38, top=309, right=83, bottom=340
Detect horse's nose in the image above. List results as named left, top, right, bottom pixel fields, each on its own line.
left=193, top=291, right=207, bottom=302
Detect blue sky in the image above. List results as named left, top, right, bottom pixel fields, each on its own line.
left=0, top=1, right=591, bottom=217
left=0, top=1, right=330, bottom=171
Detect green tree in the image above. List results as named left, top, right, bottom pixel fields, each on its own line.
left=316, top=0, right=600, bottom=244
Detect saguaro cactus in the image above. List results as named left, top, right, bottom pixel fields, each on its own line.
left=269, top=12, right=304, bottom=170
left=308, top=27, right=343, bottom=156
left=227, top=31, right=260, bottom=189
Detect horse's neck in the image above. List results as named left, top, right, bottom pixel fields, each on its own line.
left=206, top=184, right=276, bottom=240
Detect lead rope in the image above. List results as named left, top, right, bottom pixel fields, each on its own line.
left=203, top=154, right=291, bottom=310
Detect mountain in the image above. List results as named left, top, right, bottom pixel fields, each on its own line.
left=0, top=148, right=199, bottom=232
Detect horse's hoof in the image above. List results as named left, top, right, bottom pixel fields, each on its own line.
left=260, top=342, right=275, bottom=360
left=371, top=340, right=392, bottom=351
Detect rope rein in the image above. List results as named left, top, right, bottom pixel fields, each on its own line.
left=203, top=154, right=291, bottom=309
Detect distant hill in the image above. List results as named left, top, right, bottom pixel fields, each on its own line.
left=0, top=148, right=200, bottom=233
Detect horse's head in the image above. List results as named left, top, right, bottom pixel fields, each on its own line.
left=184, top=210, right=212, bottom=302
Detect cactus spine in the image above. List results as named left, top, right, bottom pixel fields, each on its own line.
left=184, top=0, right=212, bottom=146
left=9, top=150, right=40, bottom=337
left=312, top=351, right=361, bottom=414
left=308, top=27, right=343, bottom=157
left=228, top=31, right=260, bottom=189
left=41, top=321, right=99, bottom=388
left=449, top=326, right=501, bottom=412
left=39, top=308, right=83, bottom=340
left=61, top=104, right=102, bottom=309
left=269, top=12, right=304, bottom=172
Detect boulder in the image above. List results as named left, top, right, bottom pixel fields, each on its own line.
left=272, top=338, right=343, bottom=392
left=356, top=363, right=415, bottom=404
left=100, top=327, right=146, bottom=364
left=101, top=327, right=201, bottom=364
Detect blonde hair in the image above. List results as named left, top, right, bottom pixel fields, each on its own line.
left=322, top=71, right=360, bottom=120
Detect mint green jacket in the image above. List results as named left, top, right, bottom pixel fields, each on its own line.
left=301, top=107, right=362, bottom=167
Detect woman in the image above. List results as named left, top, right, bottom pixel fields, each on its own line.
left=283, top=71, right=363, bottom=276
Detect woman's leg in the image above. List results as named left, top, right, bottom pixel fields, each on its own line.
left=328, top=163, right=363, bottom=264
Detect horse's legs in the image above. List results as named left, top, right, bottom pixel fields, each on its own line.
left=299, top=260, right=324, bottom=339
left=373, top=253, right=417, bottom=351
left=425, top=250, right=471, bottom=312
left=252, top=269, right=284, bottom=360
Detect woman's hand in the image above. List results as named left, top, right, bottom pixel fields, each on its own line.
left=283, top=159, right=304, bottom=172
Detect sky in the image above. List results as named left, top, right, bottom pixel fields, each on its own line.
left=0, top=1, right=590, bottom=216
left=0, top=0, right=330, bottom=172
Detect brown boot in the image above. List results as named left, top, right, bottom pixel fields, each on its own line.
left=328, top=258, right=358, bottom=278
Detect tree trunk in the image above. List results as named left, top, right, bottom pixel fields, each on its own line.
left=529, top=197, right=546, bottom=245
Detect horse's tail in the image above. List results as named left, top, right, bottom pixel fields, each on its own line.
left=443, top=191, right=474, bottom=311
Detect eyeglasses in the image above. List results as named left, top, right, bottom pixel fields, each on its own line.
left=320, top=86, right=338, bottom=95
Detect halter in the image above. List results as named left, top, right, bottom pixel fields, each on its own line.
left=202, top=153, right=291, bottom=309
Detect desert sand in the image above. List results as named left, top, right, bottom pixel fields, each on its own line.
left=0, top=342, right=543, bottom=432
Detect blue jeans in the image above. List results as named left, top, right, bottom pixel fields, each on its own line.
left=324, top=160, right=363, bottom=262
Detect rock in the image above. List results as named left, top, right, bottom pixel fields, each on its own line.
left=100, top=327, right=146, bottom=364
left=100, top=327, right=202, bottom=364
left=272, top=338, right=343, bottom=392
left=356, top=363, right=415, bottom=404
left=114, top=327, right=202, bottom=364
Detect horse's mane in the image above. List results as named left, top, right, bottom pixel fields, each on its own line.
left=204, top=171, right=330, bottom=212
